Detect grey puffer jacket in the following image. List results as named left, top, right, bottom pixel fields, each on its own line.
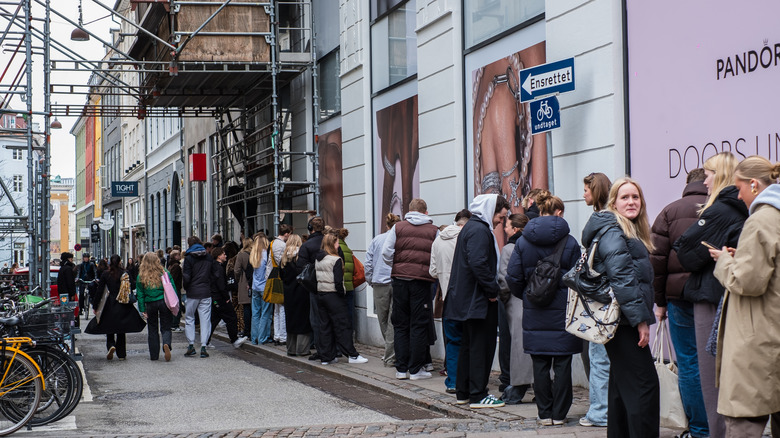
left=581, top=211, right=656, bottom=327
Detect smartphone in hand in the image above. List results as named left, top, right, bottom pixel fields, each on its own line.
left=701, top=241, right=718, bottom=250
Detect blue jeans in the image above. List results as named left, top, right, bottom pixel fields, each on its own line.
left=585, top=342, right=609, bottom=426
left=251, top=289, right=273, bottom=344
left=668, top=301, right=709, bottom=438
left=443, top=318, right=462, bottom=390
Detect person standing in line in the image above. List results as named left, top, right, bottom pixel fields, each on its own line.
left=365, top=213, right=401, bottom=367
left=650, top=168, right=710, bottom=438
left=207, top=247, right=247, bottom=349
left=674, top=152, right=747, bottom=438
left=135, top=253, right=175, bottom=361
left=250, top=233, right=272, bottom=345
left=182, top=236, right=217, bottom=358
left=429, top=209, right=471, bottom=393
left=381, top=199, right=439, bottom=380
left=315, top=233, right=368, bottom=365
left=444, top=194, right=510, bottom=409
left=497, top=212, right=532, bottom=404
left=269, top=225, right=292, bottom=346
left=211, top=234, right=224, bottom=248
left=506, top=194, right=581, bottom=425
left=297, top=217, right=327, bottom=360
left=168, top=250, right=184, bottom=332
left=581, top=177, right=659, bottom=437
left=337, top=228, right=357, bottom=335
left=579, top=171, right=612, bottom=428
left=126, top=257, right=137, bottom=291
left=708, top=156, right=780, bottom=436
left=234, top=237, right=254, bottom=339
left=280, top=235, right=312, bottom=356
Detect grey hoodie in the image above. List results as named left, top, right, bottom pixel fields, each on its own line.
left=429, top=224, right=463, bottom=299
left=750, top=183, right=780, bottom=215
left=380, top=211, right=436, bottom=269
left=468, top=194, right=500, bottom=270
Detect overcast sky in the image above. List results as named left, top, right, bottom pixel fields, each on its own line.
left=1, top=0, right=113, bottom=179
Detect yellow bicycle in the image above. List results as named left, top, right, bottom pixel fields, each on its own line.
left=0, top=336, right=45, bottom=435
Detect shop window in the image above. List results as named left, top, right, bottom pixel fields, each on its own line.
left=371, top=0, right=417, bottom=92
left=318, top=50, right=341, bottom=121
left=463, top=0, right=544, bottom=49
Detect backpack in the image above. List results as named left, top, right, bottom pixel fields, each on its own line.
left=524, top=237, right=569, bottom=307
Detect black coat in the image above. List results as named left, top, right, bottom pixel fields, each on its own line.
left=183, top=247, right=216, bottom=299
left=506, top=215, right=582, bottom=355
left=85, top=270, right=146, bottom=335
left=281, top=258, right=312, bottom=334
left=581, top=211, right=655, bottom=327
left=442, top=217, right=500, bottom=321
left=650, top=181, right=708, bottom=306
left=673, top=186, right=748, bottom=304
left=296, top=232, right=324, bottom=270
left=57, top=260, right=77, bottom=300
left=211, top=260, right=229, bottom=303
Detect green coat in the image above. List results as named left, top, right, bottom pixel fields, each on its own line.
left=136, top=271, right=176, bottom=313
left=339, top=240, right=354, bottom=292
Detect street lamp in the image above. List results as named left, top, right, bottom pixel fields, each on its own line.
left=71, top=0, right=90, bottom=41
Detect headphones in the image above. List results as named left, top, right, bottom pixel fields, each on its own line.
left=307, top=218, right=314, bottom=232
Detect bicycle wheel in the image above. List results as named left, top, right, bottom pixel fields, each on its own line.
left=0, top=346, right=81, bottom=426
left=0, top=353, right=42, bottom=436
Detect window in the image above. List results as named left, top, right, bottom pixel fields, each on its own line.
left=12, top=149, right=22, bottom=160
left=3, top=115, right=15, bottom=129
left=463, top=0, right=544, bottom=49
left=371, top=0, right=417, bottom=91
left=12, top=175, right=22, bottom=192
left=318, top=50, right=341, bottom=120
left=371, top=0, right=405, bottom=20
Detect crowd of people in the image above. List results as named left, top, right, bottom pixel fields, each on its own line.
left=53, top=152, right=780, bottom=437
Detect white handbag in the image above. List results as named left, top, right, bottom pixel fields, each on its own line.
left=653, top=321, right=688, bottom=429
left=564, top=287, right=620, bottom=344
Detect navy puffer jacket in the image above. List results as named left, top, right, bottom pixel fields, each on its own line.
left=506, top=215, right=582, bottom=355
left=581, top=211, right=656, bottom=327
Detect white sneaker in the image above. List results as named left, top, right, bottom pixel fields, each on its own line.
left=423, top=363, right=435, bottom=372
left=321, top=358, right=339, bottom=365
left=348, top=355, right=368, bottom=364
left=395, top=371, right=410, bottom=380
left=205, top=343, right=216, bottom=350
left=232, top=336, right=248, bottom=348
left=410, top=370, right=432, bottom=380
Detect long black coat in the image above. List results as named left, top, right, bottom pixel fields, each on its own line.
left=56, top=260, right=77, bottom=301
left=673, top=186, right=748, bottom=304
left=581, top=211, right=655, bottom=327
left=281, top=258, right=312, bottom=334
left=442, top=217, right=500, bottom=321
left=85, top=270, right=146, bottom=335
left=506, top=215, right=581, bottom=355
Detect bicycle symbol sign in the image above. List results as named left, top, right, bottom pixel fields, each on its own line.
left=529, top=96, right=561, bottom=134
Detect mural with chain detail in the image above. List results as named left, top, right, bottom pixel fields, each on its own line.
left=471, top=41, right=548, bottom=214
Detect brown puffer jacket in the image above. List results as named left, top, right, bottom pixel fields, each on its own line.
left=650, top=181, right=708, bottom=306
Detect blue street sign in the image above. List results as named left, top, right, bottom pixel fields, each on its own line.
left=111, top=181, right=138, bottom=197
left=519, top=58, right=575, bottom=102
left=529, top=96, right=561, bottom=134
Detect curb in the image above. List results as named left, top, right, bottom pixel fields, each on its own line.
left=211, top=331, right=490, bottom=421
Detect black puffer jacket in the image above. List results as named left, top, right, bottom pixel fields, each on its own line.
left=673, top=186, right=748, bottom=304
left=650, top=181, right=708, bottom=306
left=506, top=215, right=582, bottom=355
left=581, top=211, right=655, bottom=327
left=182, top=244, right=216, bottom=300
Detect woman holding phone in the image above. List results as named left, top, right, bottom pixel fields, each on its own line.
left=674, top=152, right=748, bottom=437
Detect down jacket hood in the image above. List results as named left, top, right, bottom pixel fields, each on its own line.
left=750, top=183, right=780, bottom=214
left=581, top=210, right=619, bottom=248
left=523, top=215, right=571, bottom=246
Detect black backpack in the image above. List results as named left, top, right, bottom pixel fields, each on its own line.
left=524, top=237, right=569, bottom=307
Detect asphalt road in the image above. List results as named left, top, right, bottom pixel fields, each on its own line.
left=26, top=325, right=396, bottom=436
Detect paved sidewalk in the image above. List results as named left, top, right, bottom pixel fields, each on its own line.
left=212, top=329, right=684, bottom=437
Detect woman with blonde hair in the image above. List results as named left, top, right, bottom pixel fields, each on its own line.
left=315, top=233, right=367, bottom=365
left=280, top=234, right=312, bottom=356
left=708, top=156, right=780, bottom=436
left=136, top=252, right=176, bottom=361
left=249, top=233, right=272, bottom=344
left=580, top=177, right=658, bottom=437
left=674, top=152, right=748, bottom=438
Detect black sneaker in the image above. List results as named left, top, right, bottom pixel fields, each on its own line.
left=184, top=345, right=196, bottom=357
left=308, top=353, right=321, bottom=361
left=200, top=347, right=209, bottom=358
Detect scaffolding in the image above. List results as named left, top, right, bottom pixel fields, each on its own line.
left=0, top=0, right=320, bottom=290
